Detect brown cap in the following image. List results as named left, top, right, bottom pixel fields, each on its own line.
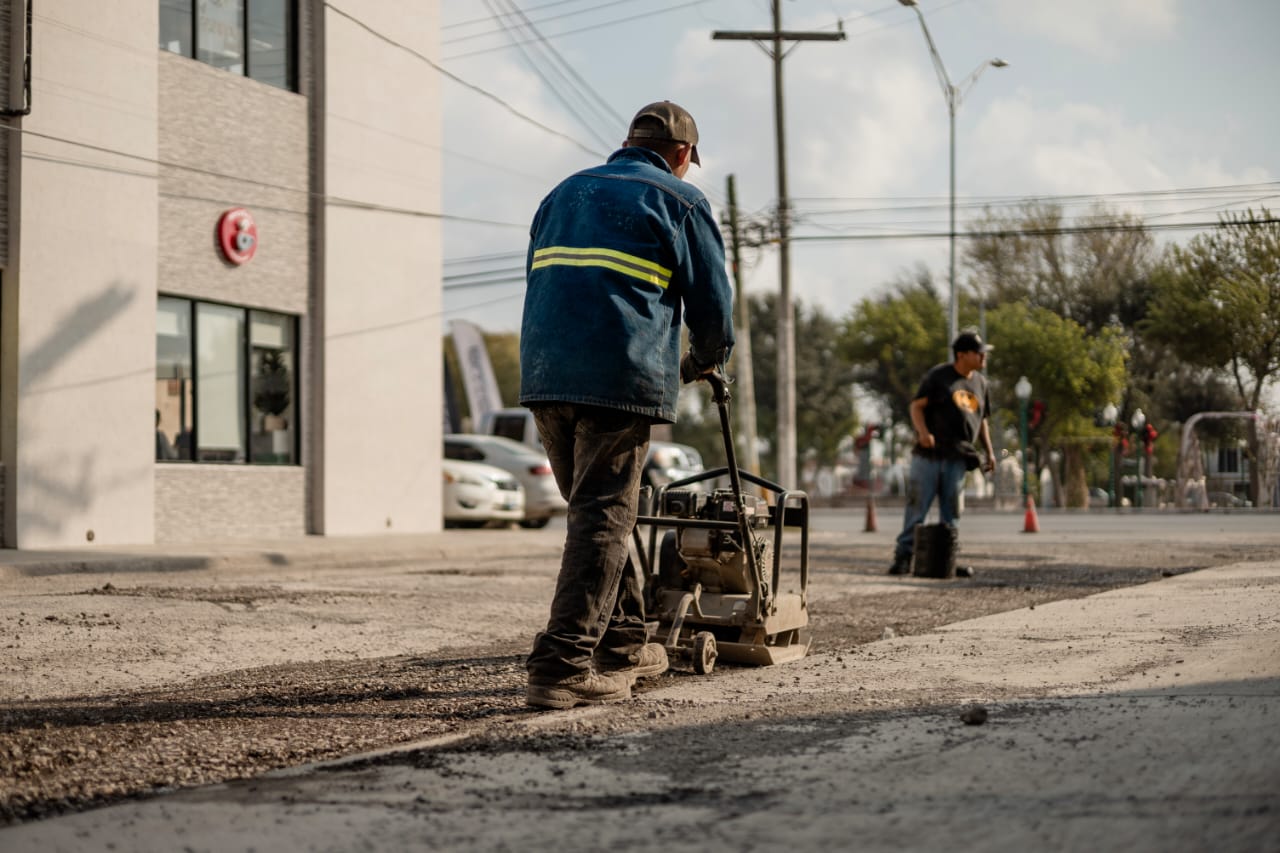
left=627, top=100, right=701, bottom=165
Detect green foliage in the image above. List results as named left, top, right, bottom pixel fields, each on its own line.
left=964, top=203, right=1157, bottom=334
left=983, top=304, right=1128, bottom=508
left=1143, top=208, right=1280, bottom=411
left=688, top=292, right=855, bottom=480
left=762, top=292, right=857, bottom=472
left=484, top=332, right=522, bottom=406
left=983, top=303, right=1128, bottom=434
left=838, top=266, right=947, bottom=427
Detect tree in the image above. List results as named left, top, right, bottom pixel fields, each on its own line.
left=1144, top=208, right=1280, bottom=505
left=983, top=303, right=1128, bottom=507
left=839, top=266, right=947, bottom=430
left=1144, top=208, right=1280, bottom=412
left=484, top=332, right=522, bottom=406
left=964, top=202, right=1157, bottom=335
left=696, top=292, right=855, bottom=483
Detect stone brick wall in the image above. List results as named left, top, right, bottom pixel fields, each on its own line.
left=155, top=47, right=312, bottom=541
left=156, top=52, right=309, bottom=314
left=155, top=464, right=305, bottom=543
left=0, top=0, right=13, bottom=268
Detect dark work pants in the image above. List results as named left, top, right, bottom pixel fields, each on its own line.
left=526, top=404, right=651, bottom=680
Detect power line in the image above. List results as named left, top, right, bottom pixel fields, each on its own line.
left=789, top=216, right=1280, bottom=244
left=444, top=0, right=644, bottom=43
left=4, top=124, right=529, bottom=229
left=444, top=0, right=712, bottom=60
left=495, top=0, right=628, bottom=129
left=324, top=2, right=606, bottom=159
left=445, top=250, right=528, bottom=266
left=482, top=0, right=623, bottom=150
left=443, top=273, right=528, bottom=291
left=792, top=181, right=1280, bottom=212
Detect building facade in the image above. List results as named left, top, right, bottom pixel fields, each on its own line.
left=0, top=0, right=443, bottom=548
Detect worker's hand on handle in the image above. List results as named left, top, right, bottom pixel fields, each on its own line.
left=680, top=350, right=716, bottom=384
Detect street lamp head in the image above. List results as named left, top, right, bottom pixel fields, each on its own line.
left=1015, top=376, right=1032, bottom=402
left=991, top=58, right=1009, bottom=68
left=1131, top=408, right=1146, bottom=430
left=897, top=0, right=919, bottom=6
left=1101, top=402, right=1118, bottom=425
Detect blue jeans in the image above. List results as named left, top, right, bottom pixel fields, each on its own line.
left=526, top=404, right=651, bottom=680
left=894, top=453, right=968, bottom=560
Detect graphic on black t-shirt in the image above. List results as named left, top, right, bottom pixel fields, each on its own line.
left=952, top=389, right=981, bottom=414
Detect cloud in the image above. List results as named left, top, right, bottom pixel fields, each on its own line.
left=970, top=94, right=1272, bottom=206
left=990, top=0, right=1179, bottom=58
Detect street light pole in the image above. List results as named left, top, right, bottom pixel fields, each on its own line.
left=1131, top=408, right=1146, bottom=509
left=1016, top=376, right=1031, bottom=501
left=898, top=0, right=1006, bottom=347
left=1101, top=402, right=1119, bottom=509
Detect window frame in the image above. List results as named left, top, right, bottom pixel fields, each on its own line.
left=157, top=295, right=301, bottom=466
left=160, top=0, right=298, bottom=93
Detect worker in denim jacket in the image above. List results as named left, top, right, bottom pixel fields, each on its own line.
left=520, top=101, right=735, bottom=710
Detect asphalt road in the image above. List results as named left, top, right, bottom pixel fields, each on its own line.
left=1, top=510, right=1277, bottom=852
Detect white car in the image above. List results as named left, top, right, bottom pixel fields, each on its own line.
left=644, top=441, right=706, bottom=490
left=442, top=459, right=524, bottom=528
left=444, top=434, right=567, bottom=528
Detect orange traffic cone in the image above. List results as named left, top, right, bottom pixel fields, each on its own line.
left=864, top=493, right=878, bottom=532
left=1022, top=495, right=1040, bottom=533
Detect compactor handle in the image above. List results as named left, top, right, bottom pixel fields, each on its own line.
left=702, top=370, right=731, bottom=405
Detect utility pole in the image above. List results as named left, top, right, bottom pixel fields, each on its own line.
left=713, top=4, right=844, bottom=490
left=724, top=175, right=761, bottom=484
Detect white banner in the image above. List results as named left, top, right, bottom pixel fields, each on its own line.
left=450, top=320, right=504, bottom=429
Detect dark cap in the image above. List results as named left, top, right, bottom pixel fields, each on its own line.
left=952, top=331, right=993, bottom=353
left=627, top=100, right=701, bottom=165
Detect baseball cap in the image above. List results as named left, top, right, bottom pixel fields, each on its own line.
left=952, top=331, right=993, bottom=353
left=627, top=100, right=701, bottom=165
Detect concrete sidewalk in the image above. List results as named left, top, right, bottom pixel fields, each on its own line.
left=0, top=528, right=562, bottom=580
left=3, top=552, right=1278, bottom=850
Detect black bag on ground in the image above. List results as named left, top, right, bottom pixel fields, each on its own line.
left=912, top=523, right=957, bottom=579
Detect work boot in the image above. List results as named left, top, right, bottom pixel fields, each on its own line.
left=598, top=643, right=669, bottom=682
left=888, top=555, right=912, bottom=575
left=526, top=670, right=632, bottom=710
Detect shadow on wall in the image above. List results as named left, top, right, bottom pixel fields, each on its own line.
left=11, top=284, right=151, bottom=543
left=17, top=285, right=137, bottom=394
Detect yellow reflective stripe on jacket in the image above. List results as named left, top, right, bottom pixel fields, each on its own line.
left=532, top=246, right=672, bottom=289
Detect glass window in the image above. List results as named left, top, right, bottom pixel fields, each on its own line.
left=156, top=297, right=194, bottom=461
left=157, top=298, right=299, bottom=465
left=160, top=0, right=194, bottom=56
left=249, top=311, right=296, bottom=464
left=196, top=302, right=247, bottom=462
left=248, top=0, right=293, bottom=91
left=197, top=0, right=246, bottom=74
left=161, top=1, right=297, bottom=92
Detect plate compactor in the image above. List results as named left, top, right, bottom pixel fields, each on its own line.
left=633, top=372, right=811, bottom=675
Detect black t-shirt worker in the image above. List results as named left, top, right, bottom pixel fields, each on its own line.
left=890, top=331, right=996, bottom=575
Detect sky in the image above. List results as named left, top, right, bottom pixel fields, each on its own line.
left=437, top=0, right=1280, bottom=337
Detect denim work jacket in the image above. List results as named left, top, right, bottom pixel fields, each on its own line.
left=519, top=147, right=735, bottom=424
